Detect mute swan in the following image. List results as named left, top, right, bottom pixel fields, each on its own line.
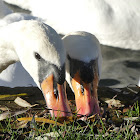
left=3, top=0, right=140, bottom=50
left=0, top=12, right=45, bottom=87
left=63, top=31, right=102, bottom=116
left=0, top=13, right=45, bottom=87
left=0, top=24, right=102, bottom=116
left=0, top=20, right=71, bottom=117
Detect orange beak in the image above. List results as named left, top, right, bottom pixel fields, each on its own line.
left=71, top=71, right=100, bottom=116
left=41, top=74, right=72, bottom=117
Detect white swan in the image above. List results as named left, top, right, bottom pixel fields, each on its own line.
left=3, top=0, right=140, bottom=50
left=0, top=23, right=102, bottom=116
left=63, top=31, right=102, bottom=116
left=0, top=12, right=45, bottom=87
left=0, top=20, right=71, bottom=117
left=0, top=12, right=47, bottom=87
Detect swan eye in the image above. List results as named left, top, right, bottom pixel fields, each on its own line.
left=35, top=52, right=41, bottom=61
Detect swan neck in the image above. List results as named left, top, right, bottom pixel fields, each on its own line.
left=0, top=26, right=19, bottom=72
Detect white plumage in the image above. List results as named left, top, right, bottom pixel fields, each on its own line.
left=0, top=62, right=37, bottom=87
left=63, top=31, right=102, bottom=116
left=0, top=0, right=12, bottom=18
left=63, top=31, right=102, bottom=88
left=0, top=20, right=71, bottom=117
left=3, top=0, right=140, bottom=50
left=0, top=20, right=65, bottom=86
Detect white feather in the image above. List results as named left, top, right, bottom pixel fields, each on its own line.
left=3, top=0, right=140, bottom=50
left=63, top=31, right=102, bottom=90
left=0, top=20, right=65, bottom=87
left=0, top=0, right=12, bottom=18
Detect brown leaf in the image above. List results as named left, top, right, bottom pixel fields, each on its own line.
left=0, top=105, right=10, bottom=111
left=0, top=111, right=11, bottom=121
left=17, top=117, right=64, bottom=126
left=35, top=131, right=60, bottom=139
left=14, top=97, right=38, bottom=107
left=122, top=107, right=130, bottom=113
left=87, top=114, right=96, bottom=122
left=0, top=93, right=28, bottom=99
left=13, top=120, right=28, bottom=129
left=0, top=109, right=29, bottom=121
left=124, top=117, right=139, bottom=121
left=57, top=116, right=77, bottom=124
left=105, top=98, right=124, bottom=108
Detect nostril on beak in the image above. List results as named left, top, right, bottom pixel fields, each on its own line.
left=91, top=83, right=93, bottom=94
left=81, top=83, right=84, bottom=95
left=53, top=79, right=59, bottom=99
left=54, top=88, right=59, bottom=99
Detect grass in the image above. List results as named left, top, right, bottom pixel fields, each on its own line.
left=0, top=101, right=139, bottom=140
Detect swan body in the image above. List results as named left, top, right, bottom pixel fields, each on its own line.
left=3, top=0, right=31, bottom=10
left=0, top=0, right=12, bottom=18
left=0, top=13, right=44, bottom=27
left=0, top=62, right=37, bottom=87
left=0, top=20, right=71, bottom=117
left=3, top=0, right=140, bottom=50
left=63, top=31, right=102, bottom=116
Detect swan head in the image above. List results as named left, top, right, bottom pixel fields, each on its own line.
left=63, top=31, right=102, bottom=116
left=12, top=20, right=71, bottom=117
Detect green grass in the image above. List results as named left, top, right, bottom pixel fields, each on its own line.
left=0, top=102, right=139, bottom=140
left=125, top=101, right=139, bottom=117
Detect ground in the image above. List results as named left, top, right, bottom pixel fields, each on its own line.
left=0, top=85, right=139, bottom=139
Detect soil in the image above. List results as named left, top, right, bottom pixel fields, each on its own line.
left=0, top=85, right=139, bottom=111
